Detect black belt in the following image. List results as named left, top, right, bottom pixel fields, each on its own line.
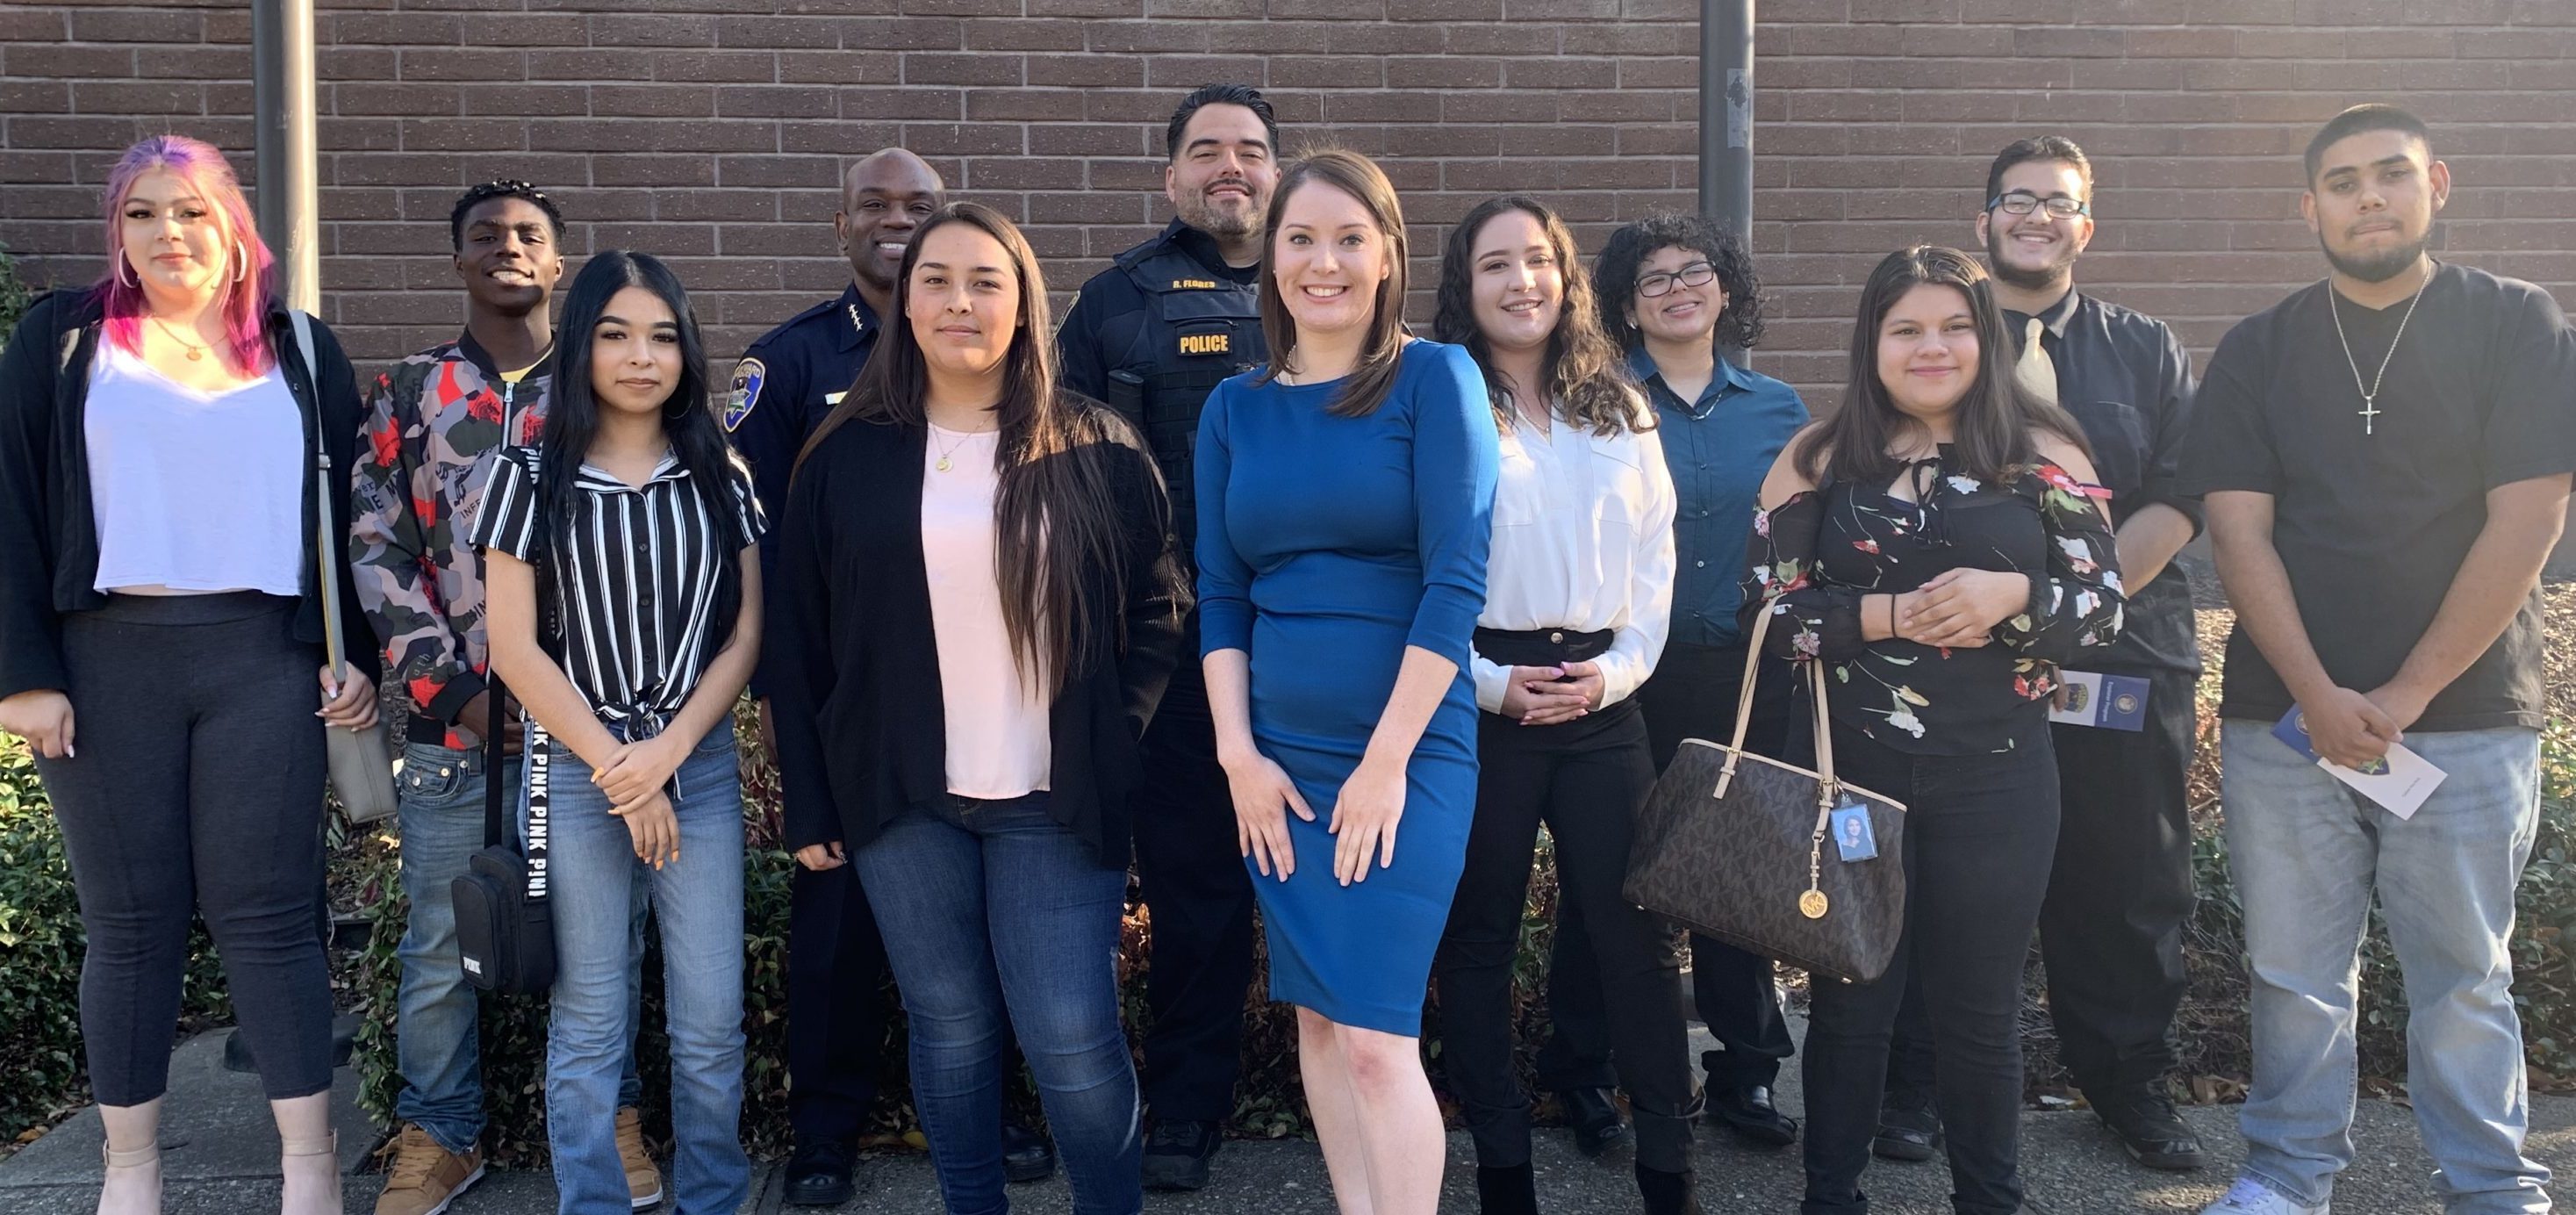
left=1472, top=626, right=1615, bottom=668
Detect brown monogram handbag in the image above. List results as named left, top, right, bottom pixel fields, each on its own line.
left=1621, top=608, right=1910, bottom=985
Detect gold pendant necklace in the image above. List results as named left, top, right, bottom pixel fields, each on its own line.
left=930, top=423, right=987, bottom=473
left=148, top=315, right=209, bottom=362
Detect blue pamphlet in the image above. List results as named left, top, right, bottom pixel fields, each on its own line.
left=2047, top=671, right=2149, bottom=731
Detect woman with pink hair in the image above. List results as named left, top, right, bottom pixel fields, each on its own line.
left=0, top=134, right=378, bottom=1215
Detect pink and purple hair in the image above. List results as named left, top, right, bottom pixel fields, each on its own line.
left=97, top=135, right=276, bottom=374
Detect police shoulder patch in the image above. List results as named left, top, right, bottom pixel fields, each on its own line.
left=725, top=358, right=764, bottom=432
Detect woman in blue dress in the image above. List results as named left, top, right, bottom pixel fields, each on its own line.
left=1194, top=149, right=1499, bottom=1215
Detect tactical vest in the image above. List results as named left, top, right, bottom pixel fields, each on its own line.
left=1101, top=237, right=1266, bottom=559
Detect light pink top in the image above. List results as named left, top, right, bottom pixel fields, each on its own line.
left=921, top=423, right=1051, bottom=798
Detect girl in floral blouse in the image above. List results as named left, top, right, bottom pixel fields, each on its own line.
left=1741, top=246, right=2123, bottom=1215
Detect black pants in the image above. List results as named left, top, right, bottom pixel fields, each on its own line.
left=1538, top=641, right=1797, bottom=1092
left=786, top=859, right=891, bottom=1146
left=1129, top=620, right=1255, bottom=1124
left=1435, top=631, right=1697, bottom=1175
left=1883, top=668, right=2196, bottom=1108
left=37, top=593, right=334, bottom=1104
left=1803, top=723, right=2059, bottom=1215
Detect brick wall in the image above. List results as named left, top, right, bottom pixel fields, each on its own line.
left=3, top=0, right=2572, bottom=403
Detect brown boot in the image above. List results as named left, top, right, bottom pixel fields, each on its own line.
left=373, top=1125, right=482, bottom=1215
left=614, top=1107, right=664, bottom=1209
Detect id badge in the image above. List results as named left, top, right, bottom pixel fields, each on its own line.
left=1830, top=801, right=1879, bottom=862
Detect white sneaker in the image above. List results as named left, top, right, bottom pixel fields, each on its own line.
left=2200, top=1175, right=2328, bottom=1215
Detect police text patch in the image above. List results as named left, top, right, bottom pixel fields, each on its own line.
left=1179, top=332, right=1231, bottom=356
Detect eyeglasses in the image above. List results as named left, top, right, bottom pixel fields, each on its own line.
left=1988, top=191, right=2090, bottom=219
left=1635, top=261, right=1718, bottom=298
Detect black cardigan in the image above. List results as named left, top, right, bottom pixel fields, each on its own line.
left=768, top=408, right=1187, bottom=863
left=0, top=289, right=377, bottom=700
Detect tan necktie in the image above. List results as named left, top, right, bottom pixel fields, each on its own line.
left=2015, top=316, right=2059, bottom=406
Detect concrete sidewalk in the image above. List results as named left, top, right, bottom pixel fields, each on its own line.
left=4, top=1024, right=2564, bottom=1213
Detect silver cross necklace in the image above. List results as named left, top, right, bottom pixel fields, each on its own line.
left=2327, top=259, right=2432, bottom=437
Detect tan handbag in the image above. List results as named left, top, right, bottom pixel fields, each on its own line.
left=1621, top=607, right=1910, bottom=985
left=293, top=310, right=398, bottom=826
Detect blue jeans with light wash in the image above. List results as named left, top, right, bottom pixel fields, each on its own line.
left=2221, top=719, right=2552, bottom=1213
left=527, top=726, right=750, bottom=1215
left=393, top=739, right=647, bottom=1155
left=850, top=793, right=1141, bottom=1215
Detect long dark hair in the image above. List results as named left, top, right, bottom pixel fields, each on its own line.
left=800, top=201, right=1164, bottom=694
left=1252, top=149, right=1410, bottom=418
left=538, top=250, right=747, bottom=634
left=1593, top=212, right=1767, bottom=353
left=1790, top=245, right=2089, bottom=489
left=1432, top=194, right=1646, bottom=437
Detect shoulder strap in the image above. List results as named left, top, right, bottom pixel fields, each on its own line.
left=297, top=310, right=351, bottom=686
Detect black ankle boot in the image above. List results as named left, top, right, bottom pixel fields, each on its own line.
left=1636, top=1163, right=1702, bottom=1215
left=1476, top=1163, right=1539, bottom=1215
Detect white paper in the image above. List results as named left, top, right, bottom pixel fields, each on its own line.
left=2317, top=742, right=2446, bottom=821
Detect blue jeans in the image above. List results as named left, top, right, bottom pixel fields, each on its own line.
left=851, top=793, right=1141, bottom=1215
left=394, top=741, right=647, bottom=1154
left=527, top=728, right=750, bottom=1215
left=2222, top=720, right=2552, bottom=1213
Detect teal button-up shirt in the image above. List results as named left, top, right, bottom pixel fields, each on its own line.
left=1630, top=346, right=1810, bottom=649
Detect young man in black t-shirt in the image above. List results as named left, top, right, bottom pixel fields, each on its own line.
left=2179, top=105, right=2575, bottom=1215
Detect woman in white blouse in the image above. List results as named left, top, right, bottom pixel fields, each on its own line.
left=1426, top=195, right=1697, bottom=1215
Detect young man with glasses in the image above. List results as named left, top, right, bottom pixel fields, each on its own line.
left=1870, top=134, right=2211, bottom=1175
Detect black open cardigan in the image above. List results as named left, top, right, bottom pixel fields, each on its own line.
left=766, top=409, right=1186, bottom=864
left=0, top=288, right=377, bottom=701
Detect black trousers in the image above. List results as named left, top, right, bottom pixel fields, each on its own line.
left=1128, top=618, right=1256, bottom=1124
left=1884, top=667, right=2196, bottom=1107
left=786, top=859, right=891, bottom=1146
left=37, top=593, right=334, bottom=1104
left=1433, top=681, right=1697, bottom=1174
left=1537, top=641, right=1797, bottom=1092
left=1803, top=723, right=2060, bottom=1215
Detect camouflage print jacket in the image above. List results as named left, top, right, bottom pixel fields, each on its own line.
left=348, top=332, right=551, bottom=750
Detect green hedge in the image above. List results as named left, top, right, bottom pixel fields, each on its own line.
left=6, top=700, right=2576, bottom=1157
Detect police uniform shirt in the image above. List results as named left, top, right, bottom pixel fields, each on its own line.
left=728, top=284, right=879, bottom=579
left=727, top=284, right=878, bottom=695
left=2006, top=287, right=2202, bottom=677
left=1058, top=219, right=1266, bottom=563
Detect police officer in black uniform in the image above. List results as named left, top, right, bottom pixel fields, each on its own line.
left=1876, top=135, right=2209, bottom=1175
left=724, top=147, right=974, bottom=1207
left=1056, top=83, right=1280, bottom=1192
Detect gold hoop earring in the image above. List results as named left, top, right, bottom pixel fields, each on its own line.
left=116, top=254, right=138, bottom=290
left=232, top=244, right=248, bottom=284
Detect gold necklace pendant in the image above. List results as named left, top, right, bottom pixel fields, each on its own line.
left=935, top=456, right=953, bottom=473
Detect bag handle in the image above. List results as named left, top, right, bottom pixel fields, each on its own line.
left=1715, top=604, right=1841, bottom=811
left=291, top=311, right=352, bottom=693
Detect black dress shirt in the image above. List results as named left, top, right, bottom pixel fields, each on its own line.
left=2006, top=288, right=2202, bottom=677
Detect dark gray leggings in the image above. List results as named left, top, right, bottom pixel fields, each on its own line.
left=35, top=593, right=334, bottom=1104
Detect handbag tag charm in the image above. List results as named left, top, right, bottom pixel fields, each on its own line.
left=1799, top=888, right=1829, bottom=919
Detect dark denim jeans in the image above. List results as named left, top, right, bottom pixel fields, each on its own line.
left=851, top=793, right=1141, bottom=1215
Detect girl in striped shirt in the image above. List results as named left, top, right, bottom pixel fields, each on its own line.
left=474, top=250, right=765, bottom=1215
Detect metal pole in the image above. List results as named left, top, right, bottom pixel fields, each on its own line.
left=1700, top=0, right=1754, bottom=363
left=252, top=0, right=319, bottom=313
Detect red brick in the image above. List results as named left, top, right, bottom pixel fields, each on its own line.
left=69, top=9, right=205, bottom=42
left=903, top=53, right=1024, bottom=86
left=587, top=15, right=716, bottom=47
left=462, top=85, right=587, bottom=118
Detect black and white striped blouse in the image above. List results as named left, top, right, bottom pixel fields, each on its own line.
left=470, top=444, right=765, bottom=732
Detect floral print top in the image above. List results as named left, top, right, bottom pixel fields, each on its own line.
left=1740, top=449, right=2126, bottom=755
